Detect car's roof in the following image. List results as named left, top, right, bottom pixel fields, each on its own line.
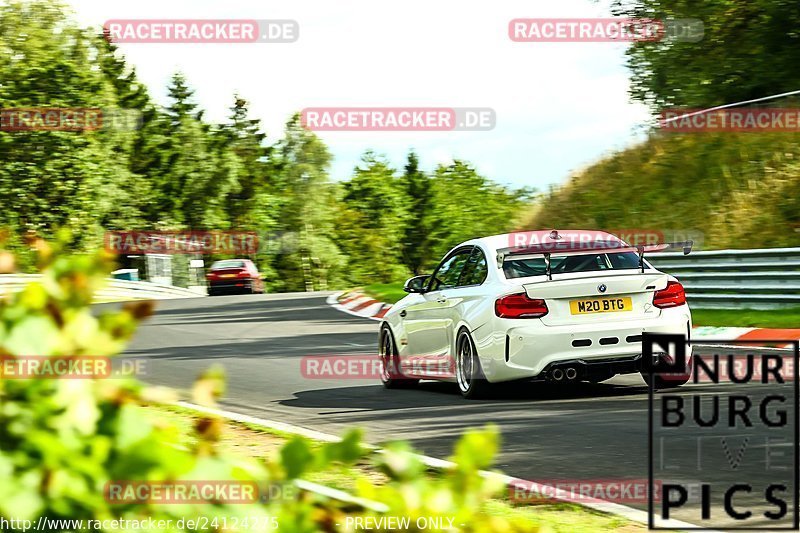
left=462, top=230, right=625, bottom=253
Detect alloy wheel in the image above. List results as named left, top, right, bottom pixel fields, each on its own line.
left=456, top=333, right=474, bottom=393
left=380, top=331, right=394, bottom=382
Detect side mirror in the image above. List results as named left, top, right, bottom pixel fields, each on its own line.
left=403, top=275, right=430, bottom=293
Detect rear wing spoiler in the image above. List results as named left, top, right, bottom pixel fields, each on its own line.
left=496, top=240, right=694, bottom=279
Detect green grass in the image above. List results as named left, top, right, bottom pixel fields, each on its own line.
left=692, top=307, right=800, bottom=329
left=525, top=132, right=800, bottom=250
left=481, top=500, right=647, bottom=533
left=361, top=282, right=407, bottom=304
left=153, top=403, right=307, bottom=442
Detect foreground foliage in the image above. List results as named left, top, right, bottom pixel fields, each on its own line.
left=0, top=243, right=535, bottom=532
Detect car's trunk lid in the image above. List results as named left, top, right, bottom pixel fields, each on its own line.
left=521, top=271, right=669, bottom=326
left=210, top=267, right=247, bottom=279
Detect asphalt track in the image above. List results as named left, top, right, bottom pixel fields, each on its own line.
left=118, top=292, right=799, bottom=530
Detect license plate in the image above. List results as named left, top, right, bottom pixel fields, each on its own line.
left=219, top=273, right=236, bottom=278
left=569, top=296, right=633, bottom=315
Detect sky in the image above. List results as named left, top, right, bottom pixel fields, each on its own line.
left=65, top=0, right=651, bottom=191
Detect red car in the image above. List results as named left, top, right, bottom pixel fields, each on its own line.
left=206, top=259, right=265, bottom=295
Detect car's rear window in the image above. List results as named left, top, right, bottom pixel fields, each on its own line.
left=211, top=260, right=246, bottom=270
left=503, top=252, right=640, bottom=279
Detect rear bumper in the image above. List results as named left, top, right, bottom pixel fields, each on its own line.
left=208, top=280, right=252, bottom=291
left=540, top=353, right=646, bottom=382
left=480, top=307, right=692, bottom=382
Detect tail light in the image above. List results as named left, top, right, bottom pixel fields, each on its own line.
left=495, top=293, right=548, bottom=318
left=206, top=269, right=250, bottom=280
left=653, top=281, right=686, bottom=308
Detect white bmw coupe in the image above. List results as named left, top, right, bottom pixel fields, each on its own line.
left=379, top=230, right=693, bottom=398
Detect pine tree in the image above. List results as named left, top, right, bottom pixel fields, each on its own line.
left=222, top=95, right=274, bottom=229
left=166, top=72, right=199, bottom=125
left=401, top=150, right=435, bottom=274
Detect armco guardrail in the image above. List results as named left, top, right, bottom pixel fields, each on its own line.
left=648, top=247, right=800, bottom=309
left=0, top=274, right=206, bottom=302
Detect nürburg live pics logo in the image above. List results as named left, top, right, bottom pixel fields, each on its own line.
left=645, top=333, right=799, bottom=530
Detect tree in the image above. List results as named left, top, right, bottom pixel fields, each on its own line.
left=136, top=74, right=240, bottom=230
left=401, top=151, right=435, bottom=275
left=221, top=95, right=275, bottom=230
left=269, top=114, right=344, bottom=291
left=336, top=151, right=410, bottom=284
left=166, top=72, right=200, bottom=124
left=96, top=33, right=157, bottom=231
left=0, top=0, right=140, bottom=256
left=0, top=0, right=532, bottom=289
left=613, top=0, right=800, bottom=112
left=426, top=161, right=528, bottom=265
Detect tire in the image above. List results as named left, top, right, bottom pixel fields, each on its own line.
left=641, top=356, right=692, bottom=389
left=641, top=373, right=691, bottom=389
left=455, top=328, right=493, bottom=399
left=380, top=327, right=419, bottom=389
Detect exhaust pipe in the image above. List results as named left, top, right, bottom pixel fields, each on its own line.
left=565, top=367, right=578, bottom=380
left=551, top=368, right=564, bottom=381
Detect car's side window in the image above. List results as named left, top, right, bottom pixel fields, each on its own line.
left=428, top=248, right=473, bottom=291
left=458, top=247, right=488, bottom=287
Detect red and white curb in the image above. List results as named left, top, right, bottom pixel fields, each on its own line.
left=327, top=291, right=392, bottom=321
left=330, top=292, right=800, bottom=347
left=692, top=326, right=800, bottom=349
left=176, top=401, right=707, bottom=531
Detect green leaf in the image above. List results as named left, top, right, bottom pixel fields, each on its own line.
left=5, top=315, right=60, bottom=355
left=115, top=404, right=153, bottom=450
left=280, top=437, right=314, bottom=479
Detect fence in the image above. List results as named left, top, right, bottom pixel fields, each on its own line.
left=648, top=247, right=800, bottom=309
